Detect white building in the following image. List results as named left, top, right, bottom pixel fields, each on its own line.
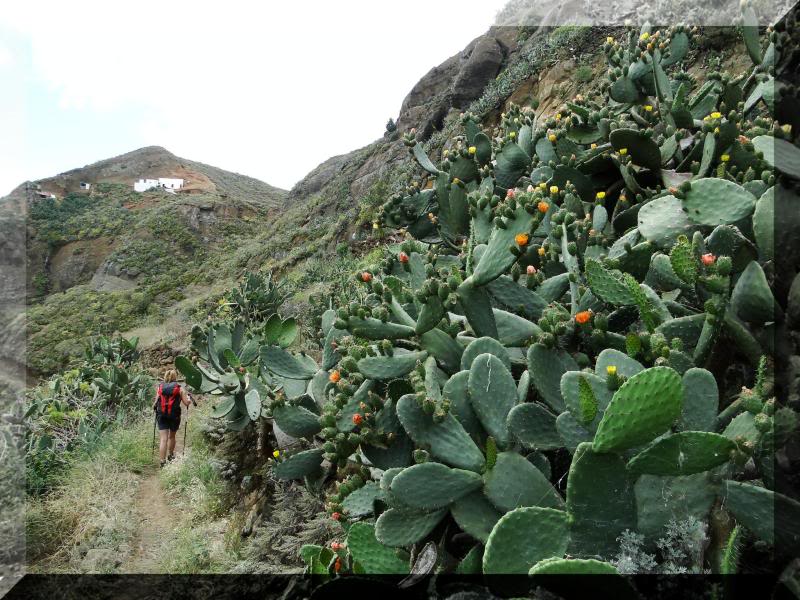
left=134, top=177, right=185, bottom=193
left=79, top=182, right=91, bottom=190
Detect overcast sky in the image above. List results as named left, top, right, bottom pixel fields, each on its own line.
left=0, top=1, right=508, bottom=196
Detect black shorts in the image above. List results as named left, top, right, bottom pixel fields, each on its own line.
left=157, top=414, right=181, bottom=432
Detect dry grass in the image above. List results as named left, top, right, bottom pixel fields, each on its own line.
left=26, top=418, right=153, bottom=572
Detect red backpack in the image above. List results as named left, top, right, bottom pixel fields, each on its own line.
left=156, top=382, right=181, bottom=417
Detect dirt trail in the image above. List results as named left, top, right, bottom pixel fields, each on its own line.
left=121, top=436, right=184, bottom=573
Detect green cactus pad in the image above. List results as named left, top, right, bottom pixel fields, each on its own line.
left=556, top=411, right=593, bottom=453
left=342, top=481, right=386, bottom=518
left=482, top=507, right=569, bottom=574
left=346, top=522, right=409, bottom=574
left=679, top=368, right=718, bottom=432
left=529, top=557, right=620, bottom=575
left=375, top=506, right=448, bottom=547
left=211, top=396, right=236, bottom=419
left=634, top=472, right=717, bottom=542
left=656, top=314, right=705, bottom=350
left=560, top=372, right=612, bottom=430
left=752, top=186, right=774, bottom=262
left=494, top=142, right=531, bottom=189
left=272, top=404, right=321, bottom=438
left=457, top=281, right=499, bottom=339
left=722, top=481, right=800, bottom=553
left=456, top=544, right=484, bottom=574
left=358, top=350, right=427, bottom=380
left=610, top=129, right=662, bottom=171
left=517, top=370, right=531, bottom=403
left=682, top=178, right=756, bottom=226
left=585, top=259, right=637, bottom=306
left=592, top=366, right=683, bottom=453
left=610, top=76, right=641, bottom=103
left=390, top=462, right=483, bottom=510
left=730, top=260, right=778, bottom=325
left=273, top=448, right=324, bottom=480
left=442, top=370, right=483, bottom=440
left=494, top=308, right=542, bottom=346
left=527, top=344, right=578, bottom=413
left=420, top=328, right=464, bottom=374
left=594, top=348, right=644, bottom=379
left=396, top=394, right=485, bottom=472
left=722, top=412, right=760, bottom=445
left=261, top=345, right=318, bottom=380
left=468, top=353, right=517, bottom=448
left=411, top=143, right=440, bottom=175
left=461, top=337, right=511, bottom=371
left=488, top=276, right=548, bottom=322
left=507, top=403, right=562, bottom=450
left=175, top=356, right=202, bottom=390
left=450, top=490, right=503, bottom=543
left=348, top=317, right=416, bottom=340
left=637, top=196, right=695, bottom=248
left=484, top=451, right=564, bottom=513
left=415, top=296, right=445, bottom=336
left=537, top=272, right=571, bottom=303
left=626, top=431, right=735, bottom=476
left=566, top=442, right=636, bottom=557
left=753, top=135, right=800, bottom=180
left=468, top=204, right=535, bottom=287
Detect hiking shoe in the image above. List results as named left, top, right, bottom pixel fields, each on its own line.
left=167, top=454, right=175, bottom=462
left=160, top=460, right=166, bottom=468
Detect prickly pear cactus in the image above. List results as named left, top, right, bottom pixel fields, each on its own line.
left=211, top=18, right=800, bottom=578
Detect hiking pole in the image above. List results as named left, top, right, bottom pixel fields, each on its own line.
left=183, top=395, right=197, bottom=456
left=151, top=407, right=157, bottom=457
left=183, top=404, right=189, bottom=456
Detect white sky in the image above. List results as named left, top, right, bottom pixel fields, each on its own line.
left=0, top=1, right=507, bottom=196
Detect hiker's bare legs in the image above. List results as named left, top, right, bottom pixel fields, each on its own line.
left=168, top=430, right=177, bottom=457
left=159, top=429, right=169, bottom=462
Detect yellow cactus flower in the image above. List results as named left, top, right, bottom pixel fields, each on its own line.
left=591, top=143, right=597, bottom=149
left=538, top=247, right=546, bottom=257
left=607, top=36, right=614, bottom=44
left=721, top=154, right=730, bottom=162
left=710, top=111, right=722, bottom=119
left=640, top=32, right=650, bottom=41
left=273, top=449, right=280, bottom=458
left=452, top=177, right=462, bottom=186
left=373, top=222, right=379, bottom=229
left=556, top=113, right=562, bottom=121
left=468, top=146, right=477, bottom=155
left=509, top=131, right=517, bottom=139
left=782, top=124, right=792, bottom=134
left=550, top=185, right=559, bottom=195
left=714, top=127, right=720, bottom=134
left=619, top=148, right=628, bottom=156
left=596, top=191, right=606, bottom=200
left=539, top=182, right=547, bottom=190
left=643, top=105, right=653, bottom=112
left=606, top=365, right=617, bottom=376
left=548, top=133, right=557, bottom=142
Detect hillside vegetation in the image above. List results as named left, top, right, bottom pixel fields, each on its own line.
left=10, top=6, right=800, bottom=596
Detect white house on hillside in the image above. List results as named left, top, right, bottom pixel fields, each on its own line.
left=134, top=177, right=185, bottom=193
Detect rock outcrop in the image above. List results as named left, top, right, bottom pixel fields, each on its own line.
left=396, top=27, right=520, bottom=139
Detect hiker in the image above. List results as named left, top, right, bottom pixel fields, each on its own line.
left=153, top=369, right=193, bottom=467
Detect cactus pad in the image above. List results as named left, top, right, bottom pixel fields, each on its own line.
left=566, top=442, right=636, bottom=557
left=682, top=178, right=756, bottom=226
left=396, top=394, right=485, bottom=472
left=593, top=366, right=683, bottom=453
left=375, top=507, right=448, bottom=547
left=507, top=402, right=562, bottom=450
left=468, top=353, right=517, bottom=447
left=483, top=507, right=569, bottom=574
left=390, top=462, right=483, bottom=510
left=347, top=522, right=409, bottom=574
left=484, top=451, right=564, bottom=512
left=626, top=431, right=735, bottom=476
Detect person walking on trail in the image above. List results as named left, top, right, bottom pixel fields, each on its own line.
left=153, top=369, right=193, bottom=468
